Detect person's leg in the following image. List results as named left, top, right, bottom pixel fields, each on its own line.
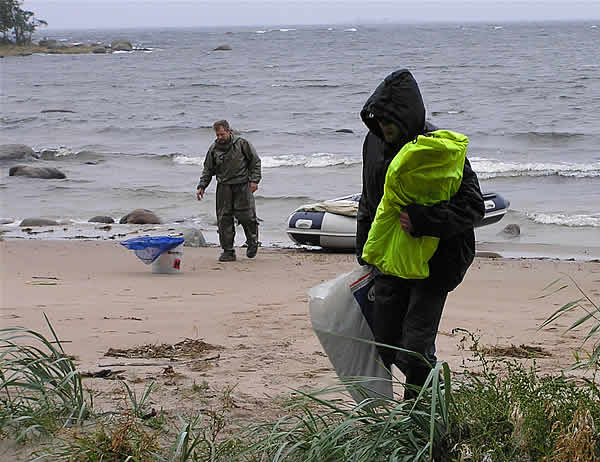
left=216, top=183, right=236, bottom=259
left=370, top=274, right=411, bottom=371
left=232, top=183, right=259, bottom=258
left=395, top=280, right=448, bottom=399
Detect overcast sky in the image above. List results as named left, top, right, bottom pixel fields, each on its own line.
left=25, top=0, right=600, bottom=29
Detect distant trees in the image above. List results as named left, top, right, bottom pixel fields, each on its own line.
left=0, top=0, right=46, bottom=44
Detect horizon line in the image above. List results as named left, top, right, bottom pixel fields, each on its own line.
left=38, top=18, right=600, bottom=31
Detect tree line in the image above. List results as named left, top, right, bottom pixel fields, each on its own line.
left=0, top=0, right=46, bottom=44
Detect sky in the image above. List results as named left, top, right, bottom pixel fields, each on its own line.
left=24, top=0, right=600, bottom=29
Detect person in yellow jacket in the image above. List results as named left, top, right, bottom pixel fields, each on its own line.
left=356, top=70, right=485, bottom=399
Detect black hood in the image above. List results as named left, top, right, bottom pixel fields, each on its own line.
left=360, top=69, right=426, bottom=150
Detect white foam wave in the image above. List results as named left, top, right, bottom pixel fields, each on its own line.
left=344, top=28, right=358, bottom=32
left=472, top=159, right=600, bottom=179
left=39, top=146, right=77, bottom=158
left=173, top=155, right=203, bottom=166
left=261, top=155, right=306, bottom=168
left=55, top=147, right=77, bottom=157
left=174, top=153, right=360, bottom=168
left=262, top=153, right=360, bottom=168
left=527, top=212, right=600, bottom=228
left=255, top=30, right=267, bottom=34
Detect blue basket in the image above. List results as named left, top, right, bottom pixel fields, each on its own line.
left=120, top=236, right=185, bottom=264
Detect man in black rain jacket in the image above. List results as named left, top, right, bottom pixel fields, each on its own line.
left=356, top=69, right=485, bottom=399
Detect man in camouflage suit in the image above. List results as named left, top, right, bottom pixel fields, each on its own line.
left=196, top=120, right=262, bottom=262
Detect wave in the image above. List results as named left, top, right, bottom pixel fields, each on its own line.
left=257, top=195, right=313, bottom=202
left=172, top=153, right=361, bottom=169
left=36, top=147, right=109, bottom=162
left=190, top=83, right=222, bottom=88
left=39, top=146, right=77, bottom=159
left=472, top=130, right=590, bottom=140
left=97, top=124, right=211, bottom=135
left=172, top=154, right=203, bottom=166
left=471, top=159, right=600, bottom=179
left=527, top=212, right=600, bottom=228
left=1, top=116, right=38, bottom=125
left=262, top=153, right=360, bottom=168
left=271, top=83, right=342, bottom=89
left=430, top=110, right=464, bottom=116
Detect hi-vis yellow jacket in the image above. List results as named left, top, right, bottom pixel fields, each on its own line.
left=361, top=130, right=468, bottom=279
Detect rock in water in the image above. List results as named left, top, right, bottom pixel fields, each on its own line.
left=0, top=144, right=37, bottom=161
left=89, top=216, right=115, bottom=224
left=9, top=165, right=66, bottom=179
left=111, top=40, right=133, bottom=51
left=20, top=218, right=59, bottom=227
left=501, top=223, right=521, bottom=237
left=119, top=209, right=161, bottom=224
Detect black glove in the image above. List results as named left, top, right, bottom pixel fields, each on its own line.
left=356, top=255, right=368, bottom=266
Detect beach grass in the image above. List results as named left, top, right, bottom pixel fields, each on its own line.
left=0, top=314, right=88, bottom=443
left=3, top=297, right=600, bottom=461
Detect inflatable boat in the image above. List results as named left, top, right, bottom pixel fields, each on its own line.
left=286, top=192, right=510, bottom=250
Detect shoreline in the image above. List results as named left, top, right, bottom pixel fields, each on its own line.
left=2, top=228, right=599, bottom=262
left=0, top=44, right=107, bottom=57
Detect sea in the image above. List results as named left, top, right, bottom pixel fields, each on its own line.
left=1, top=22, right=599, bottom=257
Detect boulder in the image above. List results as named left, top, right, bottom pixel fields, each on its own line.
left=336, top=128, right=354, bottom=133
left=20, top=218, right=59, bottom=227
left=111, top=40, right=133, bottom=51
left=9, top=165, right=66, bottom=179
left=39, top=39, right=57, bottom=48
left=182, top=228, right=208, bottom=247
left=88, top=216, right=115, bottom=224
left=0, top=144, right=37, bottom=161
left=500, top=223, right=521, bottom=237
left=119, top=209, right=161, bottom=224
left=213, top=44, right=232, bottom=51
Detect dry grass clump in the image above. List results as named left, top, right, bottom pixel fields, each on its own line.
left=105, top=338, right=223, bottom=360
left=542, top=407, right=599, bottom=462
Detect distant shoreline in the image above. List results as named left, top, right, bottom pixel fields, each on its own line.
left=0, top=43, right=102, bottom=57
left=0, top=40, right=147, bottom=57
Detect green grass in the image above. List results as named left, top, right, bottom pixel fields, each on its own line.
left=0, top=313, right=89, bottom=441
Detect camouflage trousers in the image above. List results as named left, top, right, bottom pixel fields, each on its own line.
left=216, top=182, right=259, bottom=252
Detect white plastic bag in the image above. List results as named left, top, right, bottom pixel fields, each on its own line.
left=309, top=266, right=393, bottom=403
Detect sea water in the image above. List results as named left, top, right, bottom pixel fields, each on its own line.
left=1, top=22, right=599, bottom=253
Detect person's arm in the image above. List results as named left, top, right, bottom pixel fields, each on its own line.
left=405, top=158, right=484, bottom=239
left=242, top=139, right=262, bottom=187
left=196, top=148, right=216, bottom=195
left=356, top=137, right=373, bottom=263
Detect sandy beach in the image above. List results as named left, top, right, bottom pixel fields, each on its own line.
left=1, top=239, right=599, bottom=457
